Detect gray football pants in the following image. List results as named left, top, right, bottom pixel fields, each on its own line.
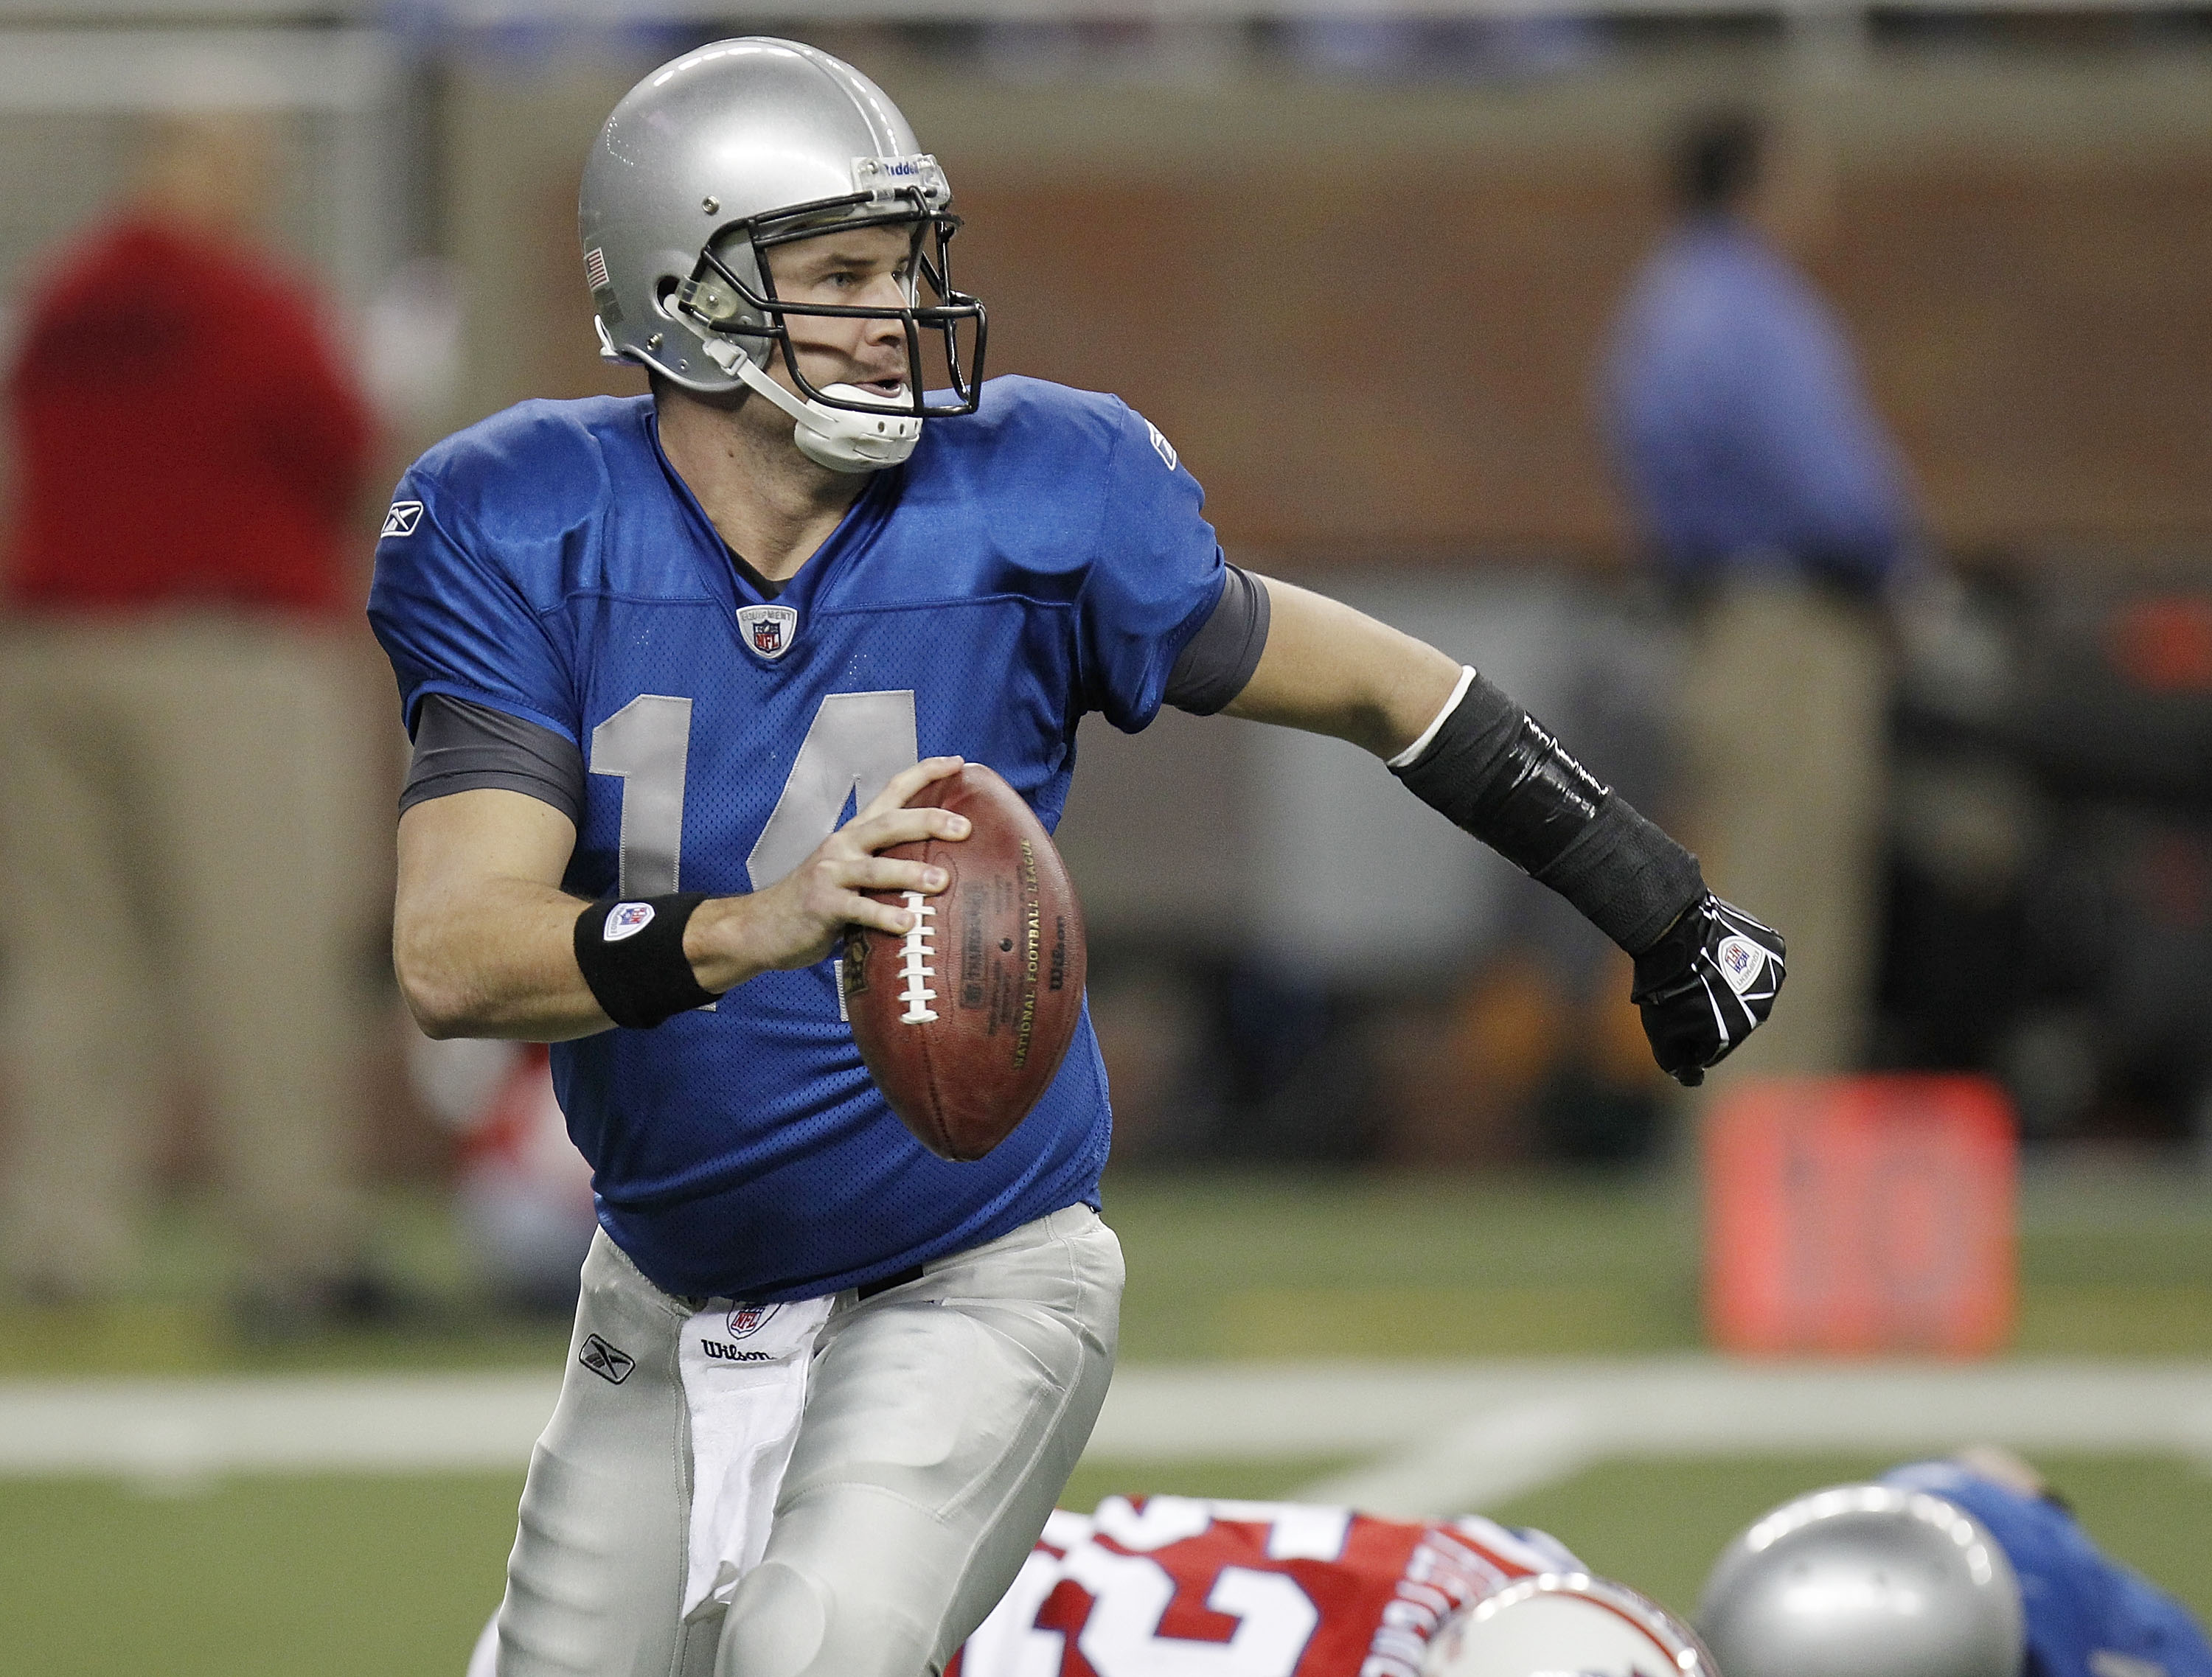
left=492, top=1204, right=1123, bottom=1677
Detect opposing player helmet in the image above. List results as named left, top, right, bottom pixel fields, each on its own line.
left=1422, top=1573, right=1717, bottom=1677
left=579, top=37, right=986, bottom=471
left=1697, top=1484, right=2025, bottom=1677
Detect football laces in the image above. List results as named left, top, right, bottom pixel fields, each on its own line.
left=895, top=892, right=939, bottom=1025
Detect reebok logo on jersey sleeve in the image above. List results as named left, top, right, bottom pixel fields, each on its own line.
left=1144, top=421, right=1178, bottom=472
left=380, top=501, right=424, bottom=538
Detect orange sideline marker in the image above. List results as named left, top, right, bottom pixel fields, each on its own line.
left=1704, top=1075, right=2017, bottom=1356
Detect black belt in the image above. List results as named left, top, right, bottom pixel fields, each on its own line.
left=855, top=1264, right=925, bottom=1302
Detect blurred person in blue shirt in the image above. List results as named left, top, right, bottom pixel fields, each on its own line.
left=1602, top=108, right=1916, bottom=1078
left=1607, top=111, right=1913, bottom=594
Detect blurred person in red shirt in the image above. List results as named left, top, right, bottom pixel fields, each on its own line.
left=0, top=113, right=385, bottom=1333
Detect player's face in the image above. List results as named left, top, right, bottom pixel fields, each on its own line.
left=762, top=223, right=918, bottom=401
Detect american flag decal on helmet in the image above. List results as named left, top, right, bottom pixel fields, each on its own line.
left=584, top=246, right=611, bottom=290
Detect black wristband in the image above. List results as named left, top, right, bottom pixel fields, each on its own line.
left=572, top=893, right=721, bottom=1029
left=1391, top=670, right=1706, bottom=955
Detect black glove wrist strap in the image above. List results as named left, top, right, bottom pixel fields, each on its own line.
left=1390, top=666, right=1705, bottom=955
left=573, top=893, right=722, bottom=1030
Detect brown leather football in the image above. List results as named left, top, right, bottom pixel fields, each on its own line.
left=841, top=764, right=1087, bottom=1162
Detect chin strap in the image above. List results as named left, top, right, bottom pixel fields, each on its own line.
left=700, top=339, right=922, bottom=474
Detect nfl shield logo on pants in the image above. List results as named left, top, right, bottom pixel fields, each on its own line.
left=737, top=604, right=799, bottom=661
left=726, top=1303, right=780, bottom=1339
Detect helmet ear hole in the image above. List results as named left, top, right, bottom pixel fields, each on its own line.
left=654, top=276, right=683, bottom=318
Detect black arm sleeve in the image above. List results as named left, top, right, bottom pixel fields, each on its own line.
left=1390, top=670, right=1705, bottom=955
left=1164, top=564, right=1271, bottom=716
left=400, top=694, right=587, bottom=826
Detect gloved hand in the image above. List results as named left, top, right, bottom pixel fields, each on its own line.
left=1630, top=893, right=1786, bottom=1087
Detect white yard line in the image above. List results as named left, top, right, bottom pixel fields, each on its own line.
left=1293, top=1397, right=1600, bottom=1513
left=0, top=1360, right=2207, bottom=1507
left=0, top=1373, right=562, bottom=1480
left=1279, top=1359, right=2212, bottom=1516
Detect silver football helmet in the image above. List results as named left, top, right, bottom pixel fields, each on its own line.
left=1422, top=1574, right=1717, bottom=1677
left=579, top=37, right=987, bottom=472
left=1697, top=1484, right=2025, bottom=1677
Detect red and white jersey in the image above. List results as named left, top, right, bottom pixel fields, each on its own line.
left=952, top=1498, right=1582, bottom=1677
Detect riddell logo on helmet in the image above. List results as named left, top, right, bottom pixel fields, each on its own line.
left=852, top=153, right=948, bottom=203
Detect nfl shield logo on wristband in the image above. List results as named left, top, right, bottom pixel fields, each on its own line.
left=605, top=902, right=655, bottom=941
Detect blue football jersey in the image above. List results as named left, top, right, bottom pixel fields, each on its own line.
left=1883, top=1462, right=2212, bottom=1677
left=369, top=377, right=1223, bottom=1300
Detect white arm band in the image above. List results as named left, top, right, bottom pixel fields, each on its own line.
left=1386, top=665, right=1476, bottom=771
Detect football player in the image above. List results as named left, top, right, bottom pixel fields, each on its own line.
left=1698, top=1450, right=2212, bottom=1677
left=374, top=38, right=1784, bottom=1677
left=944, top=1496, right=1711, bottom=1677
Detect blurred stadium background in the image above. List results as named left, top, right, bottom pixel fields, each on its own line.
left=0, top=1, right=2207, bottom=1672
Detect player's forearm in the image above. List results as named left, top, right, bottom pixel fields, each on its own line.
left=394, top=789, right=618, bottom=1041
left=399, top=885, right=806, bottom=1039
left=1222, top=576, right=1461, bottom=757
left=394, top=875, right=618, bottom=1042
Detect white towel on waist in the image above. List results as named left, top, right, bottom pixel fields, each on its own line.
left=677, top=1294, right=834, bottom=1620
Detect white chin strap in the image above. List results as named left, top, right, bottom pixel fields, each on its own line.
left=706, top=341, right=923, bottom=473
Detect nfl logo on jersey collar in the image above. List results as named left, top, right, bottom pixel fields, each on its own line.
left=737, top=604, right=799, bottom=661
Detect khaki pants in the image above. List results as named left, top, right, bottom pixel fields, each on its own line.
left=0, top=614, right=376, bottom=1296
left=1680, top=583, right=1889, bottom=1079
left=488, top=1207, right=1123, bottom=1677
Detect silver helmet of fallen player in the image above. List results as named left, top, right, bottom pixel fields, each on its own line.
left=578, top=36, right=987, bottom=471
left=1422, top=1573, right=1718, bottom=1677
left=1697, top=1484, right=2025, bottom=1677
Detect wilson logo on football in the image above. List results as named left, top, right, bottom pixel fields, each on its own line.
left=380, top=501, right=424, bottom=538
left=604, top=902, right=655, bottom=942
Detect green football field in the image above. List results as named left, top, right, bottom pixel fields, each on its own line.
left=1, top=1164, right=2206, bottom=1675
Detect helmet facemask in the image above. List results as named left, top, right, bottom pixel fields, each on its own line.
left=673, top=180, right=987, bottom=425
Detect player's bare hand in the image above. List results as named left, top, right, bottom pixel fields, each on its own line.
left=687, top=756, right=970, bottom=985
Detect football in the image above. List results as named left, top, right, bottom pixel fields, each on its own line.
left=841, top=764, right=1088, bottom=1162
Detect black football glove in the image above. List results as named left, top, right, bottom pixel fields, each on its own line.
left=1630, top=893, right=1786, bottom=1087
